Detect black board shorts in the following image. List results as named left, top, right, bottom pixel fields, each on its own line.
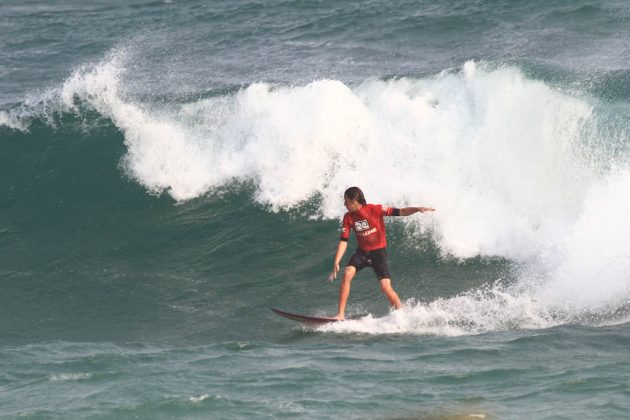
left=346, top=247, right=391, bottom=280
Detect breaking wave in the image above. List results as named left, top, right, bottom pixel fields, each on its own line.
left=3, top=49, right=630, bottom=335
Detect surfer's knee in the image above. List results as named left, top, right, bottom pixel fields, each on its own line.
left=379, top=278, right=394, bottom=294
left=343, top=266, right=356, bottom=280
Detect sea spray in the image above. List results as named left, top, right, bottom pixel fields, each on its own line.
left=538, top=168, right=630, bottom=312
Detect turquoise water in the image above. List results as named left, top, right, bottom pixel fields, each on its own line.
left=2, top=1, right=630, bottom=418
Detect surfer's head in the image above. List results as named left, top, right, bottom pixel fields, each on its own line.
left=344, top=186, right=366, bottom=211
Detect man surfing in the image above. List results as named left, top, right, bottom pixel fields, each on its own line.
left=328, top=187, right=435, bottom=320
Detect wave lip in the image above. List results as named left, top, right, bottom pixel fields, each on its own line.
left=0, top=112, right=27, bottom=131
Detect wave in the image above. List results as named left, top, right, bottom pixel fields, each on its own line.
left=3, top=50, right=630, bottom=334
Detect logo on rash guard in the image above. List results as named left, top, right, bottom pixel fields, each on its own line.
left=354, top=220, right=370, bottom=231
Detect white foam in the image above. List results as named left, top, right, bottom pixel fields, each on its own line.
left=538, top=169, right=630, bottom=312
left=189, top=394, right=209, bottom=403
left=0, top=112, right=26, bottom=131
left=49, top=373, right=92, bottom=382
left=318, top=286, right=552, bottom=336
left=0, top=104, right=37, bottom=131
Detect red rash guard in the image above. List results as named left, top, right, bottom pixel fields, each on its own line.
left=340, top=204, right=400, bottom=251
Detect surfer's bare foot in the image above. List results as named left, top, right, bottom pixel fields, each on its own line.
left=332, top=314, right=345, bottom=320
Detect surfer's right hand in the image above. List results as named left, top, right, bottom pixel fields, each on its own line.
left=328, top=264, right=340, bottom=282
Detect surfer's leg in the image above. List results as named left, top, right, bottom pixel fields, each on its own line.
left=335, top=266, right=356, bottom=320
left=336, top=250, right=368, bottom=320
left=368, top=248, right=401, bottom=310
left=379, top=278, right=402, bottom=310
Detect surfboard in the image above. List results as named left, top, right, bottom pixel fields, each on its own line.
left=271, top=308, right=339, bottom=325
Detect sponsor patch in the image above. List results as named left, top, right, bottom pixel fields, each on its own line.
left=354, top=219, right=370, bottom=231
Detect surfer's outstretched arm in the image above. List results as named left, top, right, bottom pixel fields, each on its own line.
left=328, top=240, right=348, bottom=281
left=398, top=206, right=435, bottom=216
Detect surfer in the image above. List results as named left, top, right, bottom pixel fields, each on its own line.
left=328, top=187, right=435, bottom=320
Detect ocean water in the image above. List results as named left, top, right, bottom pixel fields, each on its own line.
left=2, top=0, right=630, bottom=418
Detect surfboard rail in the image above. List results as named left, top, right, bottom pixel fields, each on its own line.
left=271, top=308, right=339, bottom=325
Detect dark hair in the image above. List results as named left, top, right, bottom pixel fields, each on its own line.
left=344, top=186, right=367, bottom=205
